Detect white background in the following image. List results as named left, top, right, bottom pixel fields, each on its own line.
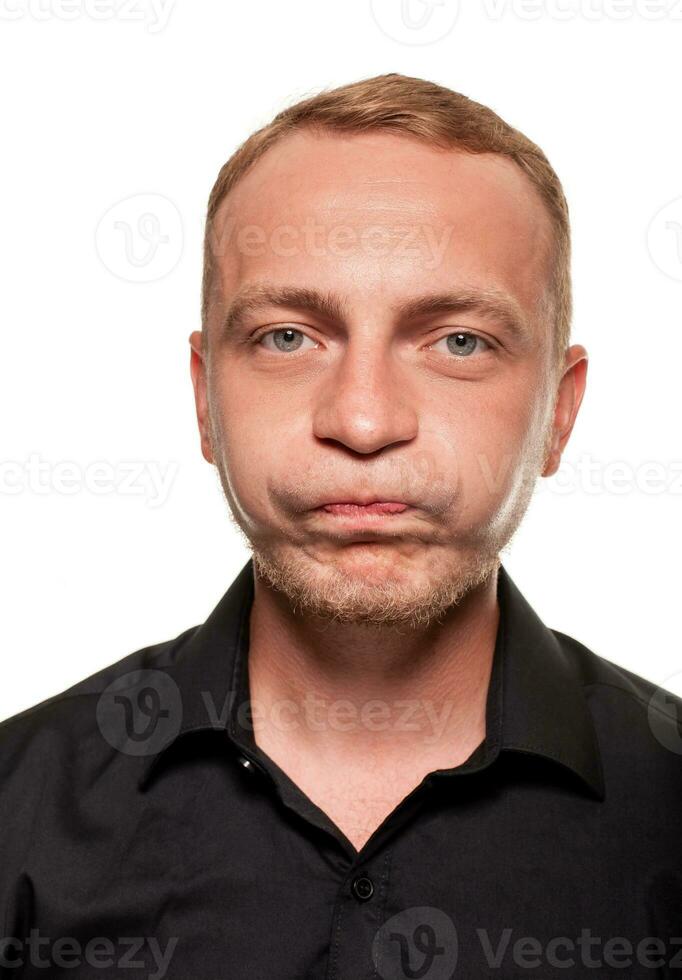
left=1, top=0, right=681, bottom=722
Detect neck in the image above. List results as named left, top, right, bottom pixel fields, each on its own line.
left=246, top=566, right=500, bottom=770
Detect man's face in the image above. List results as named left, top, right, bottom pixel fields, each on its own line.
left=190, top=130, right=586, bottom=628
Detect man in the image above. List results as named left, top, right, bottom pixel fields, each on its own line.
left=1, top=73, right=680, bottom=979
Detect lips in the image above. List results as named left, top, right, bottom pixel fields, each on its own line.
left=320, top=501, right=408, bottom=516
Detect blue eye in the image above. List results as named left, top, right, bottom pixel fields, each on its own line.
left=433, top=332, right=489, bottom=357
left=259, top=328, right=317, bottom=354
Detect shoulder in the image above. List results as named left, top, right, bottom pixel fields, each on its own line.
left=0, top=625, right=199, bottom=777
left=0, top=626, right=201, bottom=913
left=552, top=626, right=682, bottom=767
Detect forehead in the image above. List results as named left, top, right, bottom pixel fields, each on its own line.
left=210, top=129, right=555, bottom=334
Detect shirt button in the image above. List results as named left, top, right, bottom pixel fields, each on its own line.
left=238, top=754, right=255, bottom=772
left=351, top=875, right=374, bottom=902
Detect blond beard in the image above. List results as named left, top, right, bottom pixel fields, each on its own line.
left=252, top=544, right=503, bottom=631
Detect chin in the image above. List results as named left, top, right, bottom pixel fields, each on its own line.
left=250, top=541, right=498, bottom=631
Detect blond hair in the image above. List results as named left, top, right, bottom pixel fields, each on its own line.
left=202, top=72, right=571, bottom=364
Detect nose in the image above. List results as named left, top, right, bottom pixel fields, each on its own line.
left=312, top=339, right=419, bottom=455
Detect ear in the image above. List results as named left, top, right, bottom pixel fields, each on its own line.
left=188, top=330, right=215, bottom=465
left=541, top=345, right=588, bottom=478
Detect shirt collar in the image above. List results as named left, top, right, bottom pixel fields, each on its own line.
left=495, top=567, right=605, bottom=798
left=138, top=558, right=604, bottom=800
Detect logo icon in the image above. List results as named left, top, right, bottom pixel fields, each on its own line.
left=647, top=196, right=682, bottom=282
left=96, top=668, right=182, bottom=756
left=370, top=0, right=460, bottom=45
left=373, top=906, right=458, bottom=979
left=95, top=192, right=183, bottom=282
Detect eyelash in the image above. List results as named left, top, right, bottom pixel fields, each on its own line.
left=252, top=327, right=494, bottom=359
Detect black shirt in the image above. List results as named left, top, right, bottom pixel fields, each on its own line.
left=1, top=559, right=681, bottom=979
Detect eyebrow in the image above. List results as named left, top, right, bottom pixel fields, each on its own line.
left=219, top=283, right=533, bottom=346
